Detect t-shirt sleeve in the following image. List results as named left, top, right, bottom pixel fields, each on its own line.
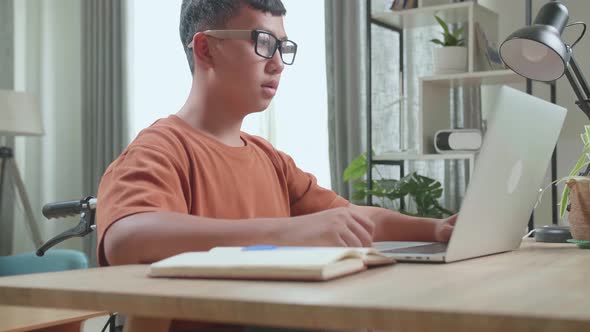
left=96, top=145, right=190, bottom=266
left=276, top=150, right=349, bottom=216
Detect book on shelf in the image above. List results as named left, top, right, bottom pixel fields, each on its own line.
left=148, top=246, right=396, bottom=281
left=475, top=23, right=505, bottom=71
left=390, top=0, right=418, bottom=11
left=420, top=0, right=476, bottom=7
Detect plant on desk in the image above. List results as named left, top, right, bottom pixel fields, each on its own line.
left=550, top=125, right=590, bottom=243
left=343, top=153, right=455, bottom=218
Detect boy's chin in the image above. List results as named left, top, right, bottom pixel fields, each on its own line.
left=257, top=99, right=273, bottom=112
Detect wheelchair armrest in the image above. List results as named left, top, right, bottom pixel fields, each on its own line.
left=37, top=197, right=97, bottom=256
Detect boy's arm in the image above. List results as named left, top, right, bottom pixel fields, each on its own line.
left=104, top=207, right=377, bottom=265
left=347, top=204, right=457, bottom=243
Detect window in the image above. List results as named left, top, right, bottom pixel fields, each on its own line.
left=127, top=0, right=331, bottom=188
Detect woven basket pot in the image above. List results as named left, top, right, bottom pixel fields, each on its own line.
left=568, top=181, right=590, bottom=241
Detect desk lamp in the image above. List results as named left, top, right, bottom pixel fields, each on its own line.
left=499, top=1, right=588, bottom=243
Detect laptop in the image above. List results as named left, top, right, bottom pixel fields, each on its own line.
left=375, top=86, right=567, bottom=263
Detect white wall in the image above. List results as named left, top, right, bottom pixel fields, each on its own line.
left=126, top=0, right=332, bottom=188
left=479, top=0, right=590, bottom=227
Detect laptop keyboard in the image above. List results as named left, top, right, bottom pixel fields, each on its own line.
left=381, top=242, right=448, bottom=254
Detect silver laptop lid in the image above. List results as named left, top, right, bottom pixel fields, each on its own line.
left=445, top=86, right=566, bottom=262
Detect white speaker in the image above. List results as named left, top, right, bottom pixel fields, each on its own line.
left=434, top=129, right=482, bottom=153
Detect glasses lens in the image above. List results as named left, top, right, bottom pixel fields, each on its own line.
left=256, top=32, right=277, bottom=58
left=280, top=41, right=297, bottom=65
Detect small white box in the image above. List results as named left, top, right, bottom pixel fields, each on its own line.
left=434, top=129, right=482, bottom=153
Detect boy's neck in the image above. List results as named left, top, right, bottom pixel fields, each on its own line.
left=177, top=91, right=246, bottom=148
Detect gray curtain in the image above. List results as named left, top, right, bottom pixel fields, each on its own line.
left=325, top=0, right=367, bottom=198
left=326, top=0, right=477, bottom=213
left=82, top=0, right=127, bottom=266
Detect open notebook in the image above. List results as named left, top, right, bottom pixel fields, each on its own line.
left=148, top=246, right=396, bottom=281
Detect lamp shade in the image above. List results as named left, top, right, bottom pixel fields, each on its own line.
left=499, top=1, right=570, bottom=82
left=0, top=90, right=44, bottom=136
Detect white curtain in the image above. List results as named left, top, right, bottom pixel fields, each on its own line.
left=11, top=0, right=85, bottom=254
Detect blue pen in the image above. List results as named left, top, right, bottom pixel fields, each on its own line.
left=242, top=245, right=322, bottom=251
left=242, top=245, right=278, bottom=251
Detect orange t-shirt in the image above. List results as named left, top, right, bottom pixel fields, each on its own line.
left=96, top=115, right=349, bottom=266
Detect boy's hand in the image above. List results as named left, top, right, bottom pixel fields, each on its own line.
left=434, top=214, right=458, bottom=243
left=279, top=207, right=375, bottom=247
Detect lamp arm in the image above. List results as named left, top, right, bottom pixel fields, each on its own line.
left=569, top=55, right=590, bottom=100
left=564, top=58, right=590, bottom=121
left=564, top=54, right=590, bottom=178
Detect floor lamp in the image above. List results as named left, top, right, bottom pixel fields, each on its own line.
left=0, top=90, right=44, bottom=248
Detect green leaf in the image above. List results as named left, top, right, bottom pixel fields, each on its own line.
left=559, top=185, right=571, bottom=218
left=343, top=153, right=367, bottom=182
left=434, top=15, right=450, bottom=37
left=352, top=181, right=367, bottom=192
left=453, top=26, right=464, bottom=39
left=376, top=179, right=398, bottom=191
left=568, top=152, right=589, bottom=177
left=430, top=38, right=445, bottom=46
left=351, top=190, right=367, bottom=202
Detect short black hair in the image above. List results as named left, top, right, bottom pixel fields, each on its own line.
left=179, top=0, right=286, bottom=74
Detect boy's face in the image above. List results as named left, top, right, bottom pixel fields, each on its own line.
left=207, top=5, right=287, bottom=115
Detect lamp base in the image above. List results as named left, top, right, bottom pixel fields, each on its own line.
left=534, top=226, right=572, bottom=243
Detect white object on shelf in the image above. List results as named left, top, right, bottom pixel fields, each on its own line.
left=433, top=46, right=467, bottom=74
left=418, top=71, right=525, bottom=156
left=434, top=129, right=482, bottom=153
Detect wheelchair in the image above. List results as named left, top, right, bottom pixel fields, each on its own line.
left=37, top=196, right=120, bottom=332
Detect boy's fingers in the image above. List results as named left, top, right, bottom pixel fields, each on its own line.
left=350, top=211, right=376, bottom=236
left=346, top=220, right=373, bottom=247
left=339, top=229, right=363, bottom=247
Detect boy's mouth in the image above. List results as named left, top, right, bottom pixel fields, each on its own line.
left=261, top=81, right=278, bottom=90
left=261, top=81, right=279, bottom=97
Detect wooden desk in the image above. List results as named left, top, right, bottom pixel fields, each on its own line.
left=0, top=240, right=588, bottom=332
left=0, top=305, right=104, bottom=332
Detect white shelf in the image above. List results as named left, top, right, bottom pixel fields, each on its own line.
left=371, top=2, right=495, bottom=30
left=374, top=152, right=475, bottom=162
left=421, top=70, right=525, bottom=87
left=374, top=152, right=476, bottom=176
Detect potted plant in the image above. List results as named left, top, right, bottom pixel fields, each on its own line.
left=552, top=125, right=590, bottom=244
left=430, top=15, right=466, bottom=74
left=343, top=153, right=455, bottom=218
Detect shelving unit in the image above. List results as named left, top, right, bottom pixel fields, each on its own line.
left=374, top=152, right=476, bottom=175
left=366, top=0, right=559, bottom=226
left=366, top=1, right=507, bottom=206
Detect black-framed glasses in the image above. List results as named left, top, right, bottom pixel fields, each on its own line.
left=188, top=29, right=298, bottom=65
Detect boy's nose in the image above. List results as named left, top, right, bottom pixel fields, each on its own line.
left=266, top=50, right=285, bottom=74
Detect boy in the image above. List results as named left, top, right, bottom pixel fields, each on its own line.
left=96, top=0, right=456, bottom=330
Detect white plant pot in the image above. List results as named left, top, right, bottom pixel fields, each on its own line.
left=433, top=46, right=467, bottom=74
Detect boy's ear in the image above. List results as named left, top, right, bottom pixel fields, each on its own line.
left=192, top=32, right=214, bottom=68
